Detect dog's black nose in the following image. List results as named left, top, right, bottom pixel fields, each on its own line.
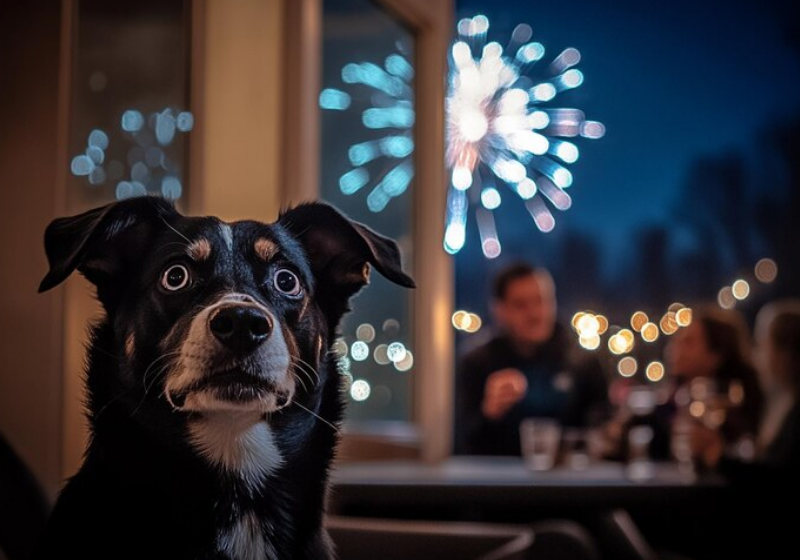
left=209, top=306, right=272, bottom=353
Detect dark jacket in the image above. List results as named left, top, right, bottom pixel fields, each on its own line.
left=454, top=324, right=610, bottom=456
left=719, top=402, right=800, bottom=485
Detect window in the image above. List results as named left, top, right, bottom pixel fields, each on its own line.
left=319, top=0, right=417, bottom=424
left=67, top=0, right=192, bottom=211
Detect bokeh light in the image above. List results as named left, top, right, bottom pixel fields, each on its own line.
left=755, top=258, right=778, bottom=283
left=382, top=319, right=400, bottom=334
left=630, top=312, right=648, bottom=332
left=641, top=322, right=660, bottom=343
left=732, top=279, right=750, bottom=300
left=356, top=323, right=376, bottom=343
left=453, top=310, right=483, bottom=333
left=618, top=356, right=638, bottom=377
left=645, top=361, right=665, bottom=382
left=579, top=334, right=601, bottom=350
left=452, top=310, right=468, bottom=329
left=718, top=286, right=736, bottom=309
left=689, top=401, right=706, bottom=418
left=668, top=302, right=685, bottom=313
left=675, top=307, right=693, bottom=327
left=609, top=329, right=634, bottom=355
left=660, top=312, right=679, bottom=335
left=386, top=342, right=408, bottom=363
left=351, top=341, right=370, bottom=362
left=332, top=339, right=348, bottom=358
left=350, top=379, right=371, bottom=402
left=577, top=313, right=600, bottom=335
left=595, top=315, right=609, bottom=335
left=373, top=344, right=390, bottom=365
left=394, top=351, right=414, bottom=372
left=571, top=312, right=586, bottom=331
left=729, top=381, right=745, bottom=405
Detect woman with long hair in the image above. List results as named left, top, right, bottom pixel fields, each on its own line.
left=667, top=305, right=764, bottom=451
left=691, top=300, right=800, bottom=474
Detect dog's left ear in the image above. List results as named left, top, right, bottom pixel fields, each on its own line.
left=39, top=196, right=178, bottom=294
left=279, top=202, right=415, bottom=308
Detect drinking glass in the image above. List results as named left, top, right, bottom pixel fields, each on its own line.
left=520, top=418, right=562, bottom=471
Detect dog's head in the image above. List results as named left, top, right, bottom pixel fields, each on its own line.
left=39, top=197, right=413, bottom=425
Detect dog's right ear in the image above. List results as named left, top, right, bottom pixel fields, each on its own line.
left=38, top=196, right=178, bottom=293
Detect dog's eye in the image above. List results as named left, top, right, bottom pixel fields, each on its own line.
left=160, top=264, right=191, bottom=292
left=273, top=269, right=302, bottom=297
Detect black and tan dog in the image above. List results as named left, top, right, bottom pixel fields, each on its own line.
left=36, top=196, right=414, bottom=559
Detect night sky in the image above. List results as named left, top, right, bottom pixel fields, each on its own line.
left=455, top=0, right=800, bottom=315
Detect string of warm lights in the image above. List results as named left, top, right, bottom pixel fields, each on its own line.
left=569, top=258, right=779, bottom=381
left=717, top=258, right=777, bottom=309
left=452, top=310, right=483, bottom=333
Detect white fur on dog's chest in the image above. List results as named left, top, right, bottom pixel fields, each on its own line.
left=188, top=412, right=283, bottom=492
left=218, top=511, right=277, bottom=560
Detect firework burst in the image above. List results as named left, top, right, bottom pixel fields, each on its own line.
left=319, top=43, right=415, bottom=213
left=445, top=15, right=605, bottom=258
left=70, top=107, right=193, bottom=201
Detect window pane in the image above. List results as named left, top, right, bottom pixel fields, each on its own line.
left=68, top=0, right=191, bottom=211
left=320, top=0, right=416, bottom=423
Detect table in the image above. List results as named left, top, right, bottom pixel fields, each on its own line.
left=330, top=456, right=726, bottom=515
left=329, top=456, right=731, bottom=559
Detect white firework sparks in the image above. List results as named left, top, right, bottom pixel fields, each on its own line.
left=319, top=43, right=415, bottom=213
left=445, top=15, right=605, bottom=258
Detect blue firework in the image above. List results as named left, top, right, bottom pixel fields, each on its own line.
left=319, top=43, right=415, bottom=213
left=70, top=107, right=193, bottom=201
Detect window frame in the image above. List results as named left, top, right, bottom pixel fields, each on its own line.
left=280, top=0, right=454, bottom=461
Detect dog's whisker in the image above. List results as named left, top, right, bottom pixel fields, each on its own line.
left=141, top=350, right=183, bottom=393
left=94, top=346, right=125, bottom=360
left=294, top=356, right=321, bottom=382
left=291, top=401, right=339, bottom=433
left=293, top=363, right=317, bottom=387
left=291, top=369, right=309, bottom=393
left=131, top=360, right=179, bottom=417
left=291, top=357, right=321, bottom=386
left=152, top=204, right=193, bottom=245
left=92, top=389, right=132, bottom=423
left=144, top=360, right=176, bottom=396
left=291, top=361, right=316, bottom=388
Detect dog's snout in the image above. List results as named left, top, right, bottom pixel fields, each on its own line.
left=209, top=306, right=272, bottom=353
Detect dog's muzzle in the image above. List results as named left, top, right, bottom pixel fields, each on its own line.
left=209, top=305, right=273, bottom=355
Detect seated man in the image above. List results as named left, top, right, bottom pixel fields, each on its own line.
left=454, top=263, right=609, bottom=456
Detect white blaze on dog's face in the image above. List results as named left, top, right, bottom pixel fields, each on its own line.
left=146, top=221, right=314, bottom=419
left=148, top=223, right=315, bottom=487
left=163, top=292, right=295, bottom=414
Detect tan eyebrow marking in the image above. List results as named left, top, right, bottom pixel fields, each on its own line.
left=186, top=238, right=212, bottom=261
left=254, top=238, right=278, bottom=261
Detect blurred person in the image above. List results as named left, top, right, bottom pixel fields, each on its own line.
left=665, top=306, right=763, bottom=449
left=454, top=263, right=610, bottom=456
left=690, top=300, right=800, bottom=476
left=602, top=306, right=763, bottom=462
left=687, top=301, right=800, bottom=558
